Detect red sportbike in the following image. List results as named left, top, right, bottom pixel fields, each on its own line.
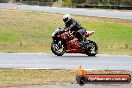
left=51, top=27, right=98, bottom=56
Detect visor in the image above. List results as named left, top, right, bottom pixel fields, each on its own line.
left=63, top=18, right=68, bottom=22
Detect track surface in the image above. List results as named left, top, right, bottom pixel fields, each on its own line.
left=0, top=3, right=132, bottom=19
left=19, top=84, right=132, bottom=88
left=0, top=53, right=132, bottom=70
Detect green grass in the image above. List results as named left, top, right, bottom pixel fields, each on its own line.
left=81, top=22, right=132, bottom=54
left=0, top=9, right=132, bottom=55
left=0, top=69, right=76, bottom=87
left=0, top=31, right=17, bottom=43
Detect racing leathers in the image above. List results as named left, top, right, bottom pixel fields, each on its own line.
left=64, top=19, right=86, bottom=48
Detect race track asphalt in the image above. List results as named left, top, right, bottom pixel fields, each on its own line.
left=0, top=53, right=132, bottom=70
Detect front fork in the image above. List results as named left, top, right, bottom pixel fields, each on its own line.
left=53, top=39, right=63, bottom=48
left=58, top=41, right=62, bottom=48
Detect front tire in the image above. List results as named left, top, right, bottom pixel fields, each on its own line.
left=85, top=41, right=98, bottom=56
left=51, top=41, right=66, bottom=56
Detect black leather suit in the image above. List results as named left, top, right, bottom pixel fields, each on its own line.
left=65, top=19, right=86, bottom=42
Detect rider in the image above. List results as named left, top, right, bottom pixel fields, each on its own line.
left=63, top=14, right=86, bottom=48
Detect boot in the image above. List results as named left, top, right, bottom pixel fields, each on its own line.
left=78, top=38, right=89, bottom=49
left=78, top=40, right=86, bottom=49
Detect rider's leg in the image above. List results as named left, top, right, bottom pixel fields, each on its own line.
left=75, top=29, right=86, bottom=48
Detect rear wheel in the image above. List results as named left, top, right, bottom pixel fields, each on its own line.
left=51, top=41, right=65, bottom=56
left=85, top=41, right=98, bottom=56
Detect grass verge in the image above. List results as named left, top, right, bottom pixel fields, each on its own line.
left=0, top=9, right=132, bottom=55
left=0, top=69, right=131, bottom=87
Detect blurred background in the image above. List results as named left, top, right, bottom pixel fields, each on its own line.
left=0, top=0, right=132, bottom=9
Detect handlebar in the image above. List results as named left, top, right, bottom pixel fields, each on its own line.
left=64, top=27, right=70, bottom=32
left=63, top=28, right=75, bottom=37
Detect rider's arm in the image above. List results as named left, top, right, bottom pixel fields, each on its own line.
left=70, top=20, right=76, bottom=30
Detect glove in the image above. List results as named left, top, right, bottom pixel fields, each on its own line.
left=64, top=27, right=71, bottom=32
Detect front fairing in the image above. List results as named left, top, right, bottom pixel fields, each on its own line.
left=52, top=27, right=63, bottom=38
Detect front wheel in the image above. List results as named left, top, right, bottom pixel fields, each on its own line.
left=85, top=41, right=98, bottom=56
left=51, top=41, right=66, bottom=56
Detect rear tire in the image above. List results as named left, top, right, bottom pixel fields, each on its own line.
left=51, top=41, right=65, bottom=56
left=85, top=41, right=98, bottom=56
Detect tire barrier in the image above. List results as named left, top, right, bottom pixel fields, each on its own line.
left=76, top=66, right=131, bottom=85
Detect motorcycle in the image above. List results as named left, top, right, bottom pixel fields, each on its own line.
left=51, top=27, right=98, bottom=56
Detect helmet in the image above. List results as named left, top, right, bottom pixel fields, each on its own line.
left=63, top=14, right=72, bottom=23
